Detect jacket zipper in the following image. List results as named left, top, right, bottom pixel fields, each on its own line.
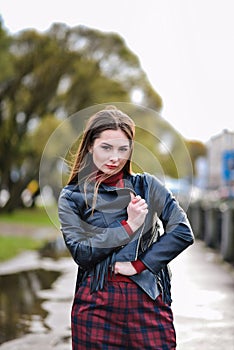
left=134, top=222, right=145, bottom=260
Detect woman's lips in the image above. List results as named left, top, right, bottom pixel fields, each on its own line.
left=105, top=165, right=118, bottom=170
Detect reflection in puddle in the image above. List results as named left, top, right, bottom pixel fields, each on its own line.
left=0, top=269, right=60, bottom=344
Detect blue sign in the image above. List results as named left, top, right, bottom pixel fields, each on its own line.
left=222, top=150, right=234, bottom=182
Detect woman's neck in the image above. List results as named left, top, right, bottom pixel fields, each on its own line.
left=96, top=170, right=124, bottom=187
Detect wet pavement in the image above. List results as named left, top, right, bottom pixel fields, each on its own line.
left=0, top=240, right=234, bottom=350
left=171, top=241, right=234, bottom=349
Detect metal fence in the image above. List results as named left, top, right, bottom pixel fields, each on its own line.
left=188, top=200, right=234, bottom=263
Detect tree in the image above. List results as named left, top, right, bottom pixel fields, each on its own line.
left=0, top=21, right=162, bottom=212
left=185, top=140, right=207, bottom=175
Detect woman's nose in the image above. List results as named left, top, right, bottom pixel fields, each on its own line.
left=109, top=151, right=119, bottom=162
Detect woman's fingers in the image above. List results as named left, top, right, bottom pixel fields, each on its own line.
left=114, top=261, right=137, bottom=276
left=129, top=191, right=135, bottom=202
left=130, top=192, right=141, bottom=204
left=135, top=197, right=148, bottom=210
left=129, top=193, right=148, bottom=214
left=127, top=193, right=148, bottom=231
left=130, top=193, right=146, bottom=206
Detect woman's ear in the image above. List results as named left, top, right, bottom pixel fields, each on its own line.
left=88, top=146, right=93, bottom=154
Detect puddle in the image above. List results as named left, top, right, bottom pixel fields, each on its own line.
left=0, top=268, right=60, bottom=344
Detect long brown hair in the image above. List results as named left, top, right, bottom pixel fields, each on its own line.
left=67, top=106, right=135, bottom=199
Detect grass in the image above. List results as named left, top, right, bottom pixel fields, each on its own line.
left=0, top=206, right=58, bottom=226
left=0, top=235, right=45, bottom=262
left=0, top=206, right=59, bottom=262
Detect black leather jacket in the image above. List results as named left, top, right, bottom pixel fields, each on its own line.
left=58, top=172, right=194, bottom=303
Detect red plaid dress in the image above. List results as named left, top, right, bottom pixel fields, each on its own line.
left=71, top=275, right=176, bottom=349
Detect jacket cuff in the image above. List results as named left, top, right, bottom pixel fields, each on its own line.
left=121, top=220, right=134, bottom=236
left=131, top=259, right=147, bottom=273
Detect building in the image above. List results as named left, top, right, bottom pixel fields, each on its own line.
left=207, top=129, right=234, bottom=190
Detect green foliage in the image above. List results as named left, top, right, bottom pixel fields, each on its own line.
left=133, top=119, right=191, bottom=178
left=0, top=207, right=52, bottom=226
left=2, top=19, right=203, bottom=213
left=0, top=20, right=14, bottom=82
left=0, top=21, right=163, bottom=212
left=0, top=236, right=45, bottom=262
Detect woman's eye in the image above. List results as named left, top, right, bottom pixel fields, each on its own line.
left=119, top=148, right=129, bottom=152
left=101, top=145, right=111, bottom=151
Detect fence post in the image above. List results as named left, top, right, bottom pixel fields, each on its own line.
left=220, top=204, right=234, bottom=262
left=204, top=205, right=221, bottom=249
left=188, top=201, right=204, bottom=239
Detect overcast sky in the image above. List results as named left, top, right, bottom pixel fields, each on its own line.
left=1, top=0, right=234, bottom=143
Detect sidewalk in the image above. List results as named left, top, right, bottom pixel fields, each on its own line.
left=171, top=240, right=234, bottom=350
left=0, top=240, right=234, bottom=349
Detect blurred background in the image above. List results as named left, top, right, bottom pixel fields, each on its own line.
left=0, top=1, right=234, bottom=349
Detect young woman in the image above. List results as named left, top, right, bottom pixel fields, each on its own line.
left=58, top=106, right=194, bottom=349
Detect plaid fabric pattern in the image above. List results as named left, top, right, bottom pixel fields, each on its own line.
left=71, top=277, right=176, bottom=349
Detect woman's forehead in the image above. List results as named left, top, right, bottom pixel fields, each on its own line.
left=97, top=129, right=130, bottom=143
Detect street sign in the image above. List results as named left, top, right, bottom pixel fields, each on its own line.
left=222, top=150, right=234, bottom=182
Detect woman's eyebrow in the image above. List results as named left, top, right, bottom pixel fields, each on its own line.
left=101, top=142, right=112, bottom=146
left=101, top=142, right=130, bottom=147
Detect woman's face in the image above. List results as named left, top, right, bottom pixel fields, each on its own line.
left=90, top=129, right=131, bottom=174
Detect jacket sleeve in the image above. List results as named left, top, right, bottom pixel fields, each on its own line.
left=58, top=188, right=132, bottom=268
left=139, top=175, right=194, bottom=274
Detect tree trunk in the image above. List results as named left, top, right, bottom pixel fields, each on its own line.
left=0, top=174, right=36, bottom=213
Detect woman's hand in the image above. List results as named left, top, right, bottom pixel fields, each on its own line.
left=114, top=261, right=137, bottom=276
left=126, top=193, right=148, bottom=232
